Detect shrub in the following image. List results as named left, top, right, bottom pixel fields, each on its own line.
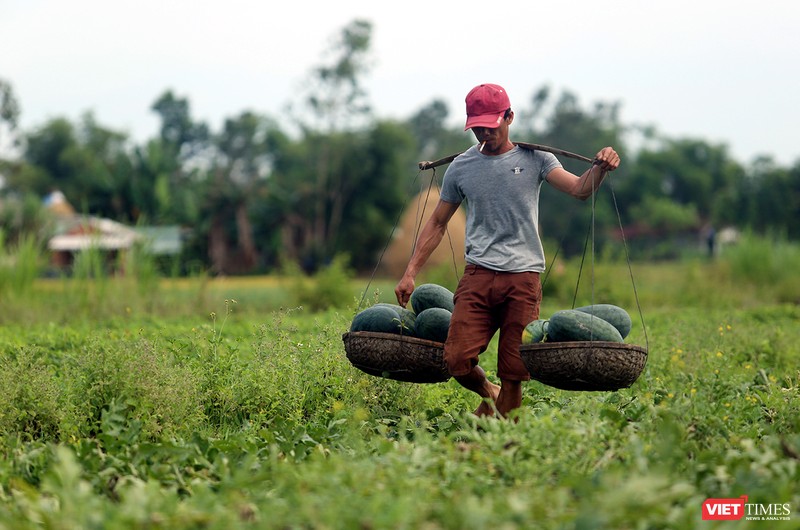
left=283, top=254, right=355, bottom=312
left=0, top=231, right=43, bottom=296
left=0, top=347, right=66, bottom=441
left=721, top=231, right=800, bottom=302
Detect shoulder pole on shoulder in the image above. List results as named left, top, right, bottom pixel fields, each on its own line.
left=418, top=142, right=594, bottom=170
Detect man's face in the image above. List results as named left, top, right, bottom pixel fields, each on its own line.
left=470, top=111, right=513, bottom=153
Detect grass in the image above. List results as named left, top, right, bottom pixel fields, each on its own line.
left=0, top=243, right=799, bottom=528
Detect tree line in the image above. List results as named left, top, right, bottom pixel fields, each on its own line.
left=1, top=20, right=798, bottom=275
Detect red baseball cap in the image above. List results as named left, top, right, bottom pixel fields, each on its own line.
left=464, top=83, right=511, bottom=130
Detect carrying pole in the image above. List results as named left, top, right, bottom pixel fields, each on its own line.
left=418, top=142, right=594, bottom=170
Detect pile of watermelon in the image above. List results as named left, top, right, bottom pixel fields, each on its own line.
left=349, top=283, right=455, bottom=343
left=522, top=304, right=632, bottom=344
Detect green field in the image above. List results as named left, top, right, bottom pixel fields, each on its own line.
left=0, top=250, right=799, bottom=529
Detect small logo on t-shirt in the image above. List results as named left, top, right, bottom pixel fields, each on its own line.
left=512, top=167, right=524, bottom=174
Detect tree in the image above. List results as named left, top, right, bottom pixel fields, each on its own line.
left=0, top=78, right=46, bottom=248
left=142, top=90, right=211, bottom=220
left=12, top=114, right=133, bottom=219
left=129, top=91, right=210, bottom=228
left=151, top=90, right=210, bottom=159
left=285, top=19, right=376, bottom=270
left=202, top=111, right=279, bottom=274
left=261, top=121, right=413, bottom=273
left=743, top=157, right=800, bottom=238
left=300, top=19, right=373, bottom=133
left=136, top=91, right=213, bottom=269
left=618, top=139, right=743, bottom=226
left=0, top=78, right=21, bottom=150
left=332, top=120, right=414, bottom=270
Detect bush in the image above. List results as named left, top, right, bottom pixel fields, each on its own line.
left=0, top=231, right=43, bottom=296
left=721, top=231, right=800, bottom=302
left=283, top=254, right=355, bottom=312
left=0, top=347, right=66, bottom=441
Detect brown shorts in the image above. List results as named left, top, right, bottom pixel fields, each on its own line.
left=444, top=264, right=542, bottom=381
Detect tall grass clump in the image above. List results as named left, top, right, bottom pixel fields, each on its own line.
left=119, top=241, right=161, bottom=298
left=193, top=305, right=432, bottom=432
left=56, top=244, right=170, bottom=318
left=0, top=346, right=67, bottom=441
left=282, top=254, right=356, bottom=312
left=0, top=231, right=43, bottom=297
left=64, top=335, right=206, bottom=441
left=0, top=330, right=207, bottom=444
left=721, top=231, right=800, bottom=302
left=68, top=245, right=111, bottom=315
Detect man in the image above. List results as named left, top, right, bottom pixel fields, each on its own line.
left=395, top=83, right=620, bottom=418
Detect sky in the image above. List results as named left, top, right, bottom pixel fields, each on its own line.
left=3, top=0, right=800, bottom=165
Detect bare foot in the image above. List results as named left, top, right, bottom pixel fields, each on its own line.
left=495, top=380, right=522, bottom=419
left=473, top=382, right=501, bottom=417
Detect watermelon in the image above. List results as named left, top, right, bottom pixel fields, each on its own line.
left=372, top=303, right=417, bottom=335
left=547, top=309, right=623, bottom=343
left=410, top=283, right=455, bottom=314
left=574, top=304, right=632, bottom=339
left=414, top=307, right=452, bottom=343
left=350, top=305, right=405, bottom=334
left=521, top=319, right=548, bottom=344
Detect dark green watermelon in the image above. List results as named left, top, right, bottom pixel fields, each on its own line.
left=372, top=303, right=417, bottom=335
left=410, top=283, right=455, bottom=314
left=574, top=304, right=632, bottom=339
left=350, top=305, right=404, bottom=334
left=521, top=319, right=548, bottom=344
left=547, top=309, right=623, bottom=343
left=414, top=307, right=452, bottom=343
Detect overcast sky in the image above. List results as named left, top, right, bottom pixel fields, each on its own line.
left=3, top=0, right=799, bottom=165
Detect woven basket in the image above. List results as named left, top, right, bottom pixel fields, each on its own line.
left=520, top=341, right=647, bottom=391
left=342, top=331, right=451, bottom=384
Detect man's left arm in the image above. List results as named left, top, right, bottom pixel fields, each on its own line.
left=546, top=146, right=620, bottom=200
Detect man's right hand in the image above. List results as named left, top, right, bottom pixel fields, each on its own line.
left=395, top=275, right=416, bottom=308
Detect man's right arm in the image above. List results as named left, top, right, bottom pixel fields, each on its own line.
left=546, top=146, right=620, bottom=200
left=395, top=199, right=460, bottom=307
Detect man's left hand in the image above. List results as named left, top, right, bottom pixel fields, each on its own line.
left=593, top=147, right=620, bottom=171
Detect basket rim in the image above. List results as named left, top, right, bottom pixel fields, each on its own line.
left=520, top=341, right=647, bottom=355
left=342, top=331, right=445, bottom=348
left=520, top=340, right=648, bottom=391
left=342, top=330, right=450, bottom=383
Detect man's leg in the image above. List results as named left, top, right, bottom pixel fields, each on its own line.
left=454, top=371, right=521, bottom=418
left=446, top=265, right=499, bottom=416
left=493, top=270, right=541, bottom=418
left=495, top=379, right=522, bottom=417
left=454, top=365, right=500, bottom=416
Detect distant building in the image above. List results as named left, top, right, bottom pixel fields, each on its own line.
left=47, top=215, right=143, bottom=271
left=43, top=190, right=76, bottom=216
left=133, top=226, right=184, bottom=256
left=44, top=190, right=183, bottom=273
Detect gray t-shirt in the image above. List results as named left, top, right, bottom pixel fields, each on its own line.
left=440, top=145, right=562, bottom=272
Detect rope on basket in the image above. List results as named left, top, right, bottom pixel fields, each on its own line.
left=408, top=167, right=461, bottom=284
left=355, top=165, right=460, bottom=314
left=568, top=173, right=649, bottom=352
left=609, top=180, right=650, bottom=351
